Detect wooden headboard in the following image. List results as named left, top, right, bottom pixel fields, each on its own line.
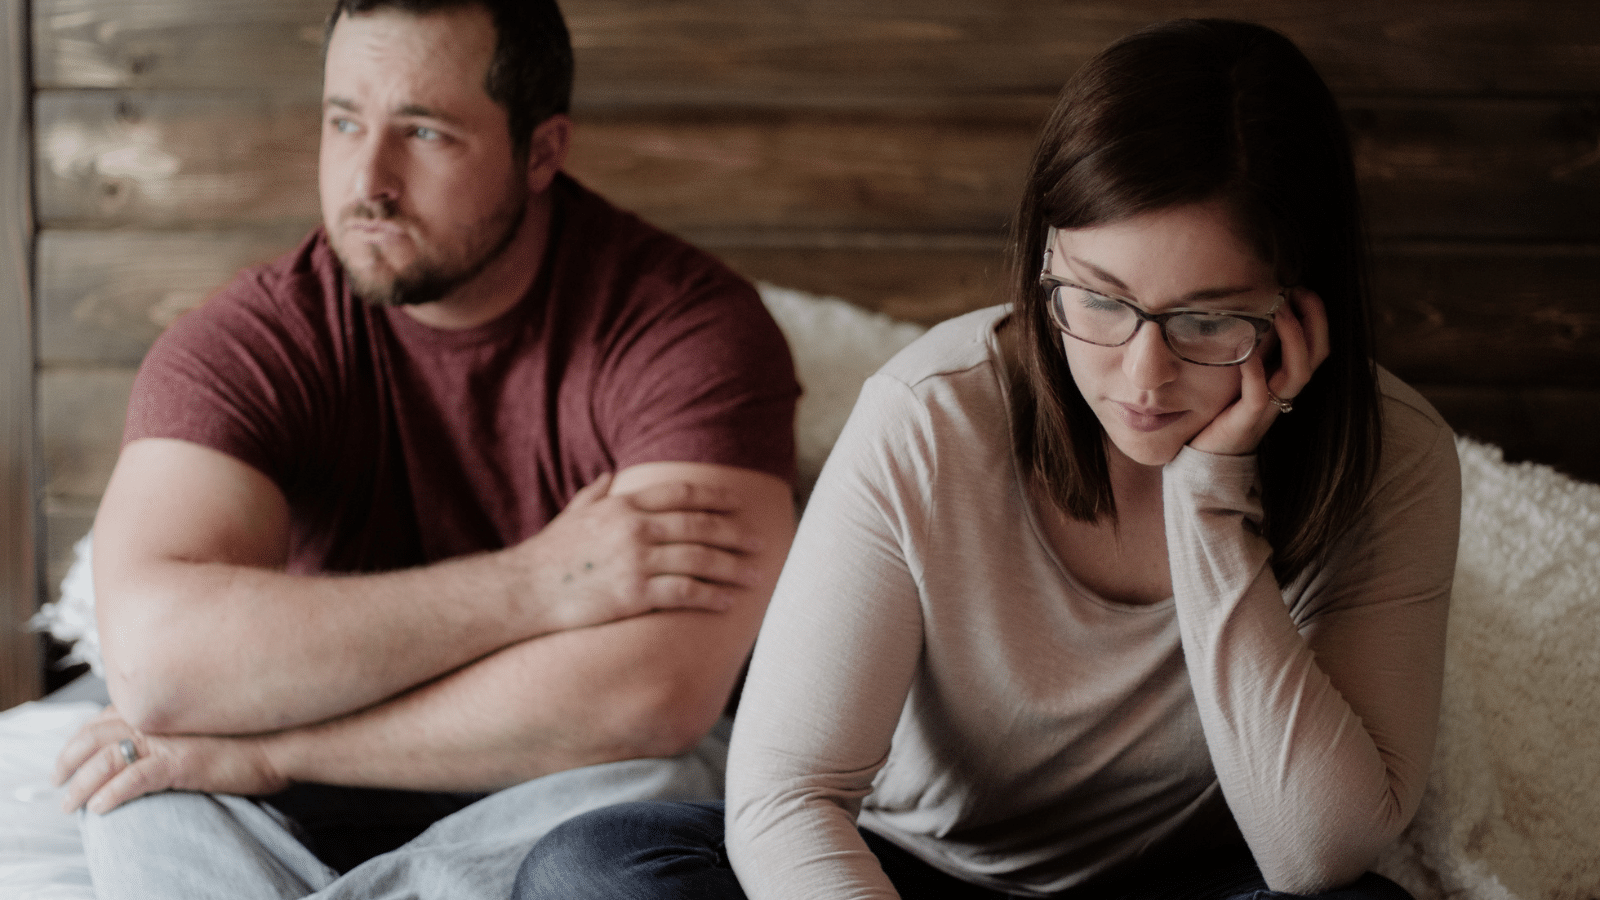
left=4, top=0, right=1597, bottom=703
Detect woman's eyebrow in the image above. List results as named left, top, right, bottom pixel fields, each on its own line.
left=1066, top=255, right=1261, bottom=305
left=1066, top=257, right=1135, bottom=294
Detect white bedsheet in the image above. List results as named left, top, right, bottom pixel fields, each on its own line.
left=0, top=700, right=100, bottom=899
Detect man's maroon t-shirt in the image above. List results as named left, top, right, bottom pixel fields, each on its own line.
left=124, top=175, right=800, bottom=575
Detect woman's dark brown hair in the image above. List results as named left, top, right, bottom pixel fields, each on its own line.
left=1007, top=18, right=1382, bottom=585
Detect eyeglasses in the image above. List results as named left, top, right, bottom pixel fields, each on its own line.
left=1039, top=229, right=1283, bottom=367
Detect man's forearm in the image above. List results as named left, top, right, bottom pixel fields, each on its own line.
left=101, top=546, right=561, bottom=736
left=100, top=440, right=790, bottom=745
left=55, top=580, right=767, bottom=816
left=259, top=605, right=760, bottom=791
left=93, top=438, right=567, bottom=736
left=65, top=463, right=791, bottom=812
left=244, top=465, right=792, bottom=791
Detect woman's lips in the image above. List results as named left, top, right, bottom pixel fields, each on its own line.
left=1114, top=402, right=1186, bottom=433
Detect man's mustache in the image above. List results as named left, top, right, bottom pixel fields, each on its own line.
left=344, top=198, right=401, bottom=221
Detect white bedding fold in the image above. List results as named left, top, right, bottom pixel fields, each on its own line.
left=0, top=700, right=101, bottom=899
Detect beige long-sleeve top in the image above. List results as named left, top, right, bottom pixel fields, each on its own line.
left=726, top=307, right=1460, bottom=899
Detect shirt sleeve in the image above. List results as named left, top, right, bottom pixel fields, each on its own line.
left=1161, top=399, right=1460, bottom=892
left=122, top=265, right=325, bottom=490
left=725, top=373, right=930, bottom=900
left=594, top=261, right=801, bottom=485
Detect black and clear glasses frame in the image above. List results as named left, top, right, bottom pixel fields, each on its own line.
left=1039, top=228, right=1284, bottom=367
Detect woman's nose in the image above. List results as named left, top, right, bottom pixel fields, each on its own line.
left=1122, top=321, right=1180, bottom=390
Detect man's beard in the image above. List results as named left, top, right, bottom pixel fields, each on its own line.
left=335, top=194, right=527, bottom=308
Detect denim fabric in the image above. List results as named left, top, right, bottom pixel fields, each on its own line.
left=80, top=722, right=730, bottom=900
left=511, top=800, right=1416, bottom=900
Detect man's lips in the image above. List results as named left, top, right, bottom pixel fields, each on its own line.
left=342, top=218, right=406, bottom=239
left=1113, top=402, right=1186, bottom=433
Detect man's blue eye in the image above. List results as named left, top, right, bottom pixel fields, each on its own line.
left=331, top=118, right=358, bottom=134
left=414, top=126, right=440, bottom=140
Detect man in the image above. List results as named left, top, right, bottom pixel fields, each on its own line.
left=51, top=1, right=799, bottom=897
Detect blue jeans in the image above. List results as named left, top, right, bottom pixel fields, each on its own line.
left=511, top=800, right=1416, bottom=900
left=80, top=724, right=731, bottom=900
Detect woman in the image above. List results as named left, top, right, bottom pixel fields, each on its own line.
left=513, top=18, right=1460, bottom=900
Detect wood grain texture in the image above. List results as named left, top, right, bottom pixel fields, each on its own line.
left=36, top=229, right=1599, bottom=388
left=39, top=367, right=138, bottom=505
left=3, top=0, right=41, bottom=705
left=32, top=96, right=1600, bottom=242
left=44, top=511, right=95, bottom=610
left=1350, top=98, right=1600, bottom=242
left=35, top=91, right=321, bottom=227
left=1371, top=245, right=1600, bottom=388
left=32, top=0, right=1600, bottom=101
left=1418, top=386, right=1600, bottom=484
left=37, top=227, right=308, bottom=364
left=716, top=240, right=1010, bottom=326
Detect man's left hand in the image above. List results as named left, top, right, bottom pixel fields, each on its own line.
left=54, top=706, right=287, bottom=814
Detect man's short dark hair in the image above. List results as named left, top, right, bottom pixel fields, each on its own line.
left=326, top=0, right=574, bottom=160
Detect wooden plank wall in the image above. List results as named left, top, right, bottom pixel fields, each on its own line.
left=2, top=0, right=40, bottom=709
left=11, top=0, right=1600, bottom=699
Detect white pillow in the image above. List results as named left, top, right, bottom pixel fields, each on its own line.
left=756, top=282, right=927, bottom=500
left=30, top=531, right=100, bottom=677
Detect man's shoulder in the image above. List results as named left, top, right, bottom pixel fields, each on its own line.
left=202, top=229, right=343, bottom=320
left=139, top=229, right=357, bottom=408
left=549, top=175, right=757, bottom=311
left=150, top=229, right=356, bottom=368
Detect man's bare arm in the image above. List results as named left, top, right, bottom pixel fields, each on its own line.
left=94, top=438, right=781, bottom=735
left=60, top=459, right=793, bottom=808
left=258, top=470, right=787, bottom=790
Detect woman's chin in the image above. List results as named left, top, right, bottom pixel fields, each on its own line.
left=1103, top=431, right=1189, bottom=470
left=1097, top=413, right=1199, bottom=469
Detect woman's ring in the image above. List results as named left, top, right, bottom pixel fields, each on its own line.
left=117, top=738, right=139, bottom=766
left=1267, top=390, right=1294, bottom=414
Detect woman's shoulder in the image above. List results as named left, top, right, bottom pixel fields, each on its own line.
left=838, top=305, right=1015, bottom=473
left=1372, top=365, right=1461, bottom=497
left=1376, top=366, right=1449, bottom=433
left=874, top=304, right=1010, bottom=390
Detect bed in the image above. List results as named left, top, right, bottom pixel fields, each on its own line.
left=4, top=286, right=1598, bottom=900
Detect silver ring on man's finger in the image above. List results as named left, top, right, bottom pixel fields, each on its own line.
left=1267, top=390, right=1294, bottom=414
left=117, top=738, right=139, bottom=766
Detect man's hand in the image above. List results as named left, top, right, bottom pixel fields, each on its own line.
left=54, top=706, right=287, bottom=815
left=514, top=472, right=768, bottom=632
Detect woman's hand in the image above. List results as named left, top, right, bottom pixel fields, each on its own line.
left=54, top=706, right=288, bottom=815
left=1188, top=288, right=1330, bottom=457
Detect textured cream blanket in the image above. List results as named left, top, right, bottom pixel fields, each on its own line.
left=1374, top=438, right=1600, bottom=900
left=12, top=286, right=1599, bottom=900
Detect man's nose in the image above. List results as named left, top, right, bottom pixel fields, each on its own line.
left=352, top=134, right=401, bottom=205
